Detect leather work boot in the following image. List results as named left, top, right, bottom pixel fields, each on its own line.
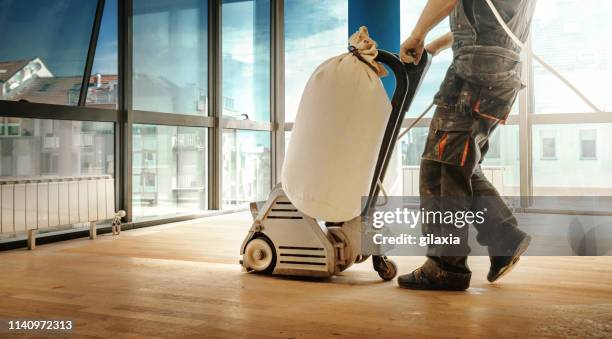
left=488, top=233, right=532, bottom=283
left=398, top=266, right=470, bottom=291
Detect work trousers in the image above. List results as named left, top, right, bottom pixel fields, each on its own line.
left=418, top=106, right=526, bottom=284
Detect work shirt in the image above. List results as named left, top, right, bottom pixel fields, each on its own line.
left=434, top=0, right=537, bottom=122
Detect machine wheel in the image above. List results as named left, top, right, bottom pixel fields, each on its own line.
left=354, top=255, right=371, bottom=264
left=375, top=258, right=398, bottom=281
left=243, top=237, right=276, bottom=274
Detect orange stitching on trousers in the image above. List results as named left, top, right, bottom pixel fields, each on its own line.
left=473, top=99, right=482, bottom=113
left=460, top=137, right=470, bottom=166
left=473, top=98, right=509, bottom=124
left=438, top=132, right=449, bottom=161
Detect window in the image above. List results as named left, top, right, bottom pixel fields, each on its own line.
left=88, top=0, right=118, bottom=109
left=532, top=0, right=612, bottom=113
left=0, top=0, right=99, bottom=105
left=533, top=124, right=612, bottom=196
left=284, top=0, right=348, bottom=123
left=481, top=126, right=521, bottom=196
left=400, top=0, right=453, bottom=118
left=399, top=127, right=428, bottom=166
left=222, top=0, right=270, bottom=122
left=579, top=129, right=597, bottom=160
left=132, top=125, right=208, bottom=218
left=0, top=118, right=114, bottom=178
left=540, top=130, right=557, bottom=160
left=486, top=131, right=502, bottom=159
left=132, top=0, right=209, bottom=115
left=222, top=130, right=271, bottom=207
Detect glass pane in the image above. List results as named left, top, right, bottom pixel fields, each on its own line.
left=481, top=125, right=520, bottom=196
left=390, top=125, right=520, bottom=197
left=222, top=0, right=270, bottom=122
left=222, top=130, right=271, bottom=207
left=132, top=125, right=208, bottom=218
left=400, top=0, right=452, bottom=118
left=532, top=0, right=612, bottom=113
left=132, top=0, right=209, bottom=115
left=284, top=0, right=348, bottom=123
left=392, top=127, right=429, bottom=196
left=533, top=124, right=612, bottom=196
left=0, top=118, right=114, bottom=178
left=0, top=0, right=99, bottom=105
left=87, top=0, right=118, bottom=109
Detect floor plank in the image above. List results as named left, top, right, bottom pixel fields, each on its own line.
left=1, top=212, right=611, bottom=338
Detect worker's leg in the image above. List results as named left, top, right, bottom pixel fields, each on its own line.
left=398, top=158, right=474, bottom=290
left=469, top=164, right=531, bottom=282
left=470, top=166, right=528, bottom=254
left=468, top=117, right=531, bottom=282
left=399, top=105, right=478, bottom=290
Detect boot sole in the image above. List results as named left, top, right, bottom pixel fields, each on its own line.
left=398, top=283, right=468, bottom=291
left=488, top=235, right=531, bottom=283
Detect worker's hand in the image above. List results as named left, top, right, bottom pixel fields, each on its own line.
left=400, top=34, right=425, bottom=65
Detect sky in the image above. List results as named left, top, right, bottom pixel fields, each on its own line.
left=0, top=0, right=102, bottom=76
left=92, top=0, right=118, bottom=75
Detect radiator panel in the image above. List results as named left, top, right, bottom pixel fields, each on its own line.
left=1, top=185, right=14, bottom=233
left=87, top=180, right=98, bottom=222
left=78, top=180, right=89, bottom=223
left=48, top=182, right=59, bottom=227
left=59, top=182, right=71, bottom=226
left=105, top=179, right=115, bottom=219
left=26, top=183, right=38, bottom=230
left=13, top=184, right=26, bottom=233
left=0, top=176, right=115, bottom=234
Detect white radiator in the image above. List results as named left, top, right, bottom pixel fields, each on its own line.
left=402, top=166, right=506, bottom=196
left=0, top=175, right=115, bottom=234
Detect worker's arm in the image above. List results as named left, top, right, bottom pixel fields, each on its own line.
left=400, top=0, right=458, bottom=64
left=425, top=32, right=453, bottom=56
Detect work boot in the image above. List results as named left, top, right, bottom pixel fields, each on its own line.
left=488, top=233, right=531, bottom=283
left=398, top=266, right=470, bottom=291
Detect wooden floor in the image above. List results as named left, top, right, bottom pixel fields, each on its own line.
left=1, top=212, right=611, bottom=338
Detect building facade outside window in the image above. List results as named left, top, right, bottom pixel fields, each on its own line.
left=579, top=129, right=597, bottom=160
left=132, top=0, right=209, bottom=115
left=284, top=0, right=348, bottom=123
left=540, top=130, right=558, bottom=160
left=0, top=118, right=114, bottom=178
left=0, top=0, right=99, bottom=106
left=222, top=130, right=271, bottom=207
left=132, top=125, right=208, bottom=217
left=221, top=0, right=270, bottom=122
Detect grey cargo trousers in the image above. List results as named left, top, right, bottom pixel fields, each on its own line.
left=418, top=104, right=526, bottom=285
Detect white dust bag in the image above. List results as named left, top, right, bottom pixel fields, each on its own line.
left=281, top=26, right=392, bottom=222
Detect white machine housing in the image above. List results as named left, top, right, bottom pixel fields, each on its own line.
left=240, top=185, right=363, bottom=277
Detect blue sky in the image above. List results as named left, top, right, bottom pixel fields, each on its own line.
left=92, top=0, right=118, bottom=75
left=0, top=0, right=102, bottom=76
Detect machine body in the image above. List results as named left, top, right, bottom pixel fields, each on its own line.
left=240, top=50, right=431, bottom=280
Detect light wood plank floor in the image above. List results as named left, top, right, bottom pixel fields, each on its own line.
left=1, top=212, right=611, bottom=338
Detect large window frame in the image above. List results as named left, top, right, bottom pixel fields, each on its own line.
left=282, top=9, right=612, bottom=216
left=1, top=0, right=611, bottom=247
left=0, top=0, right=281, bottom=231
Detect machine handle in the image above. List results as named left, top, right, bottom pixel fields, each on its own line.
left=361, top=50, right=432, bottom=216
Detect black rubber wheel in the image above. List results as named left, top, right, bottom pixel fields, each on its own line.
left=376, top=259, right=398, bottom=281
left=243, top=236, right=277, bottom=274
